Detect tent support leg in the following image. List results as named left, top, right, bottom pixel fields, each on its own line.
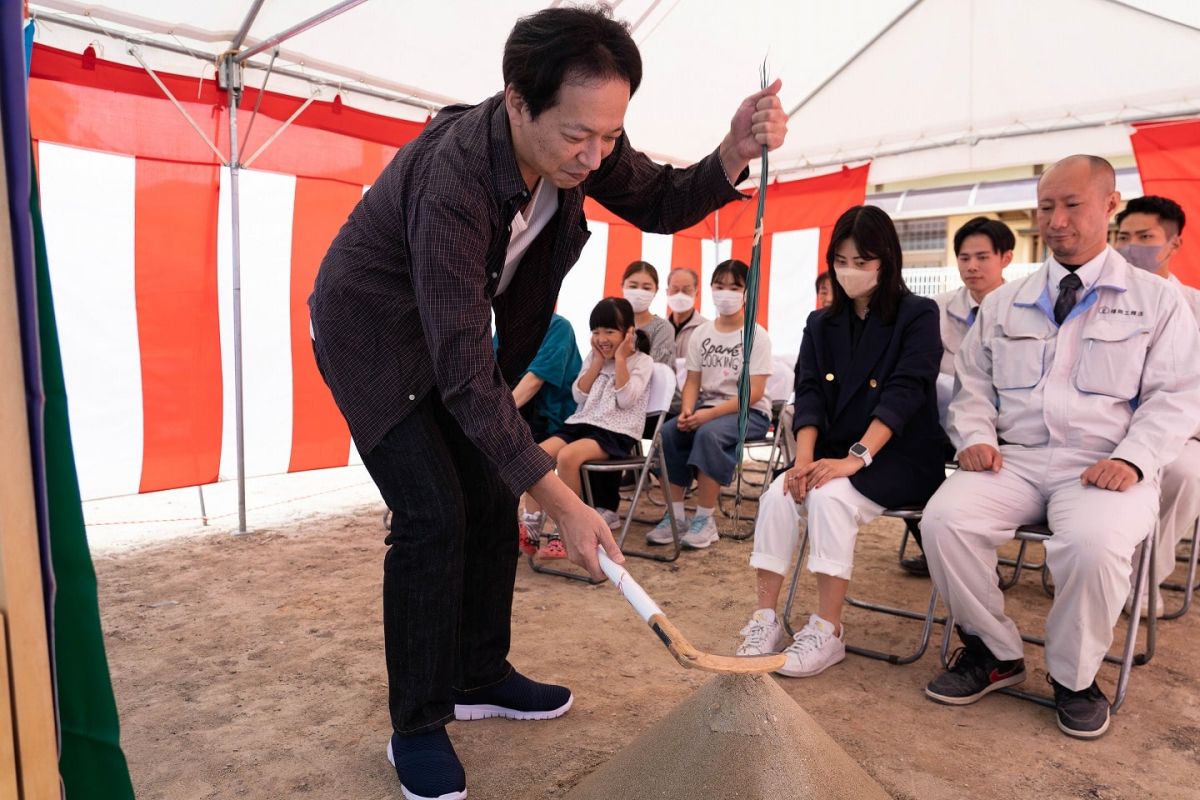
left=221, top=55, right=249, bottom=536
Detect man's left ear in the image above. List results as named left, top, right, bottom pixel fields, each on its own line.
left=504, top=85, right=530, bottom=127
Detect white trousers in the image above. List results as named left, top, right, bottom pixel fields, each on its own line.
left=1141, top=439, right=1200, bottom=595
left=921, top=445, right=1158, bottom=691
left=749, top=473, right=884, bottom=580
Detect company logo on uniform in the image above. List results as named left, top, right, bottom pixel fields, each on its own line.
left=1097, top=306, right=1144, bottom=317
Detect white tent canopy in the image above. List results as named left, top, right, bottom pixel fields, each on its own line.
left=28, top=0, right=1200, bottom=185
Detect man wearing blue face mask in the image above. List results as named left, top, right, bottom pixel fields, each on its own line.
left=1116, top=195, right=1200, bottom=617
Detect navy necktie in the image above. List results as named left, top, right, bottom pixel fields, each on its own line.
left=1053, top=272, right=1083, bottom=325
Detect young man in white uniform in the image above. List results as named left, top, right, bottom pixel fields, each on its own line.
left=919, top=156, right=1200, bottom=739
left=902, top=217, right=1015, bottom=577
left=1115, top=195, right=1200, bottom=614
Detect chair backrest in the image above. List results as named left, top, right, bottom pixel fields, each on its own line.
left=674, top=357, right=687, bottom=391
left=647, top=362, right=678, bottom=415
left=766, top=356, right=795, bottom=404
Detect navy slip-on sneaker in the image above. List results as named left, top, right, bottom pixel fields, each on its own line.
left=453, top=669, right=573, bottom=721
left=386, top=729, right=467, bottom=800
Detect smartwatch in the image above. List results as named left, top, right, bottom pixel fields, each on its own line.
left=849, top=442, right=873, bottom=467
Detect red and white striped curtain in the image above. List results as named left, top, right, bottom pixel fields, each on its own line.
left=30, top=44, right=867, bottom=500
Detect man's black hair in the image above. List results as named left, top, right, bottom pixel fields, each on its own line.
left=1116, top=195, right=1187, bottom=237
left=953, top=216, right=1016, bottom=256
left=503, top=5, right=642, bottom=119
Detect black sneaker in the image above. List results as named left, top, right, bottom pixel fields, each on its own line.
left=453, top=668, right=573, bottom=721
left=1050, top=676, right=1110, bottom=739
left=387, top=728, right=466, bottom=800
left=900, top=553, right=930, bottom=577
left=925, top=628, right=1026, bottom=705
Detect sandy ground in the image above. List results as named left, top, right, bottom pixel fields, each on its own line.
left=92, top=469, right=1200, bottom=799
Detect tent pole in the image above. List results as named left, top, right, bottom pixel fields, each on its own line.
left=234, top=0, right=371, bottom=64
left=221, top=56, right=249, bottom=535
left=231, top=0, right=268, bottom=50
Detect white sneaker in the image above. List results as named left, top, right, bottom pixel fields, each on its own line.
left=646, top=513, right=685, bottom=545
left=736, top=609, right=786, bottom=656
left=776, top=614, right=846, bottom=677
left=681, top=514, right=719, bottom=549
left=597, top=508, right=622, bottom=530
left=522, top=510, right=544, bottom=533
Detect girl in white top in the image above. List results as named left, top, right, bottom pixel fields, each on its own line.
left=650, top=259, right=773, bottom=550
left=524, top=297, right=654, bottom=557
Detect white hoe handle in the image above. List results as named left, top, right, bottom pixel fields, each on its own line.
left=597, top=547, right=663, bottom=623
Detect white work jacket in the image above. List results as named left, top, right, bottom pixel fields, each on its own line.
left=934, top=286, right=976, bottom=379
left=948, top=247, right=1200, bottom=480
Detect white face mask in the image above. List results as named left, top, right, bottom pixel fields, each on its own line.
left=834, top=268, right=879, bottom=300
left=666, top=292, right=695, bottom=313
left=623, top=287, right=655, bottom=313
left=712, top=289, right=745, bottom=316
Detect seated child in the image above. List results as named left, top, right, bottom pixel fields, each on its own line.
left=524, top=297, right=654, bottom=557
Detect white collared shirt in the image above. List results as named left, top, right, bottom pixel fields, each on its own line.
left=948, top=247, right=1200, bottom=478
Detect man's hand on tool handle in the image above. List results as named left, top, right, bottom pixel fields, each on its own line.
left=528, top=471, right=624, bottom=580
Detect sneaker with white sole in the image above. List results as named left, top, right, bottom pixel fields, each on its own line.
left=386, top=728, right=467, bottom=800
left=681, top=514, right=719, bottom=549
left=597, top=508, right=622, bottom=530
left=776, top=614, right=846, bottom=677
left=453, top=669, right=573, bottom=721
left=646, top=513, right=685, bottom=545
left=736, top=609, right=786, bottom=656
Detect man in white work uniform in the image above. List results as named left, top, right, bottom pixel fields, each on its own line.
left=918, top=155, right=1200, bottom=739
left=902, top=216, right=1016, bottom=577
left=1115, top=195, right=1200, bottom=615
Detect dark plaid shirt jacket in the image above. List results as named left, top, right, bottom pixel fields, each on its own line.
left=309, top=92, right=746, bottom=495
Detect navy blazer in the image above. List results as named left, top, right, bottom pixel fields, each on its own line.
left=791, top=293, right=948, bottom=509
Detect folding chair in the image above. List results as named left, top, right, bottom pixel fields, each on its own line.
left=939, top=522, right=1157, bottom=712
left=722, top=356, right=795, bottom=539
left=783, top=506, right=944, bottom=665
left=1162, top=518, right=1200, bottom=620
left=527, top=363, right=681, bottom=580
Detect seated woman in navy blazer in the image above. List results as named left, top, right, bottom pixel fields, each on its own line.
left=735, top=205, right=947, bottom=678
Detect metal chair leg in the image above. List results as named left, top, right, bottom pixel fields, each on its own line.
left=1161, top=520, right=1200, bottom=620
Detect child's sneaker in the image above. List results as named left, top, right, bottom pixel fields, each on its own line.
left=681, top=513, right=719, bottom=549
left=536, top=535, right=568, bottom=559
left=737, top=609, right=786, bottom=656
left=646, top=512, right=685, bottom=545
left=597, top=508, right=622, bottom=530
left=776, top=614, right=845, bottom=677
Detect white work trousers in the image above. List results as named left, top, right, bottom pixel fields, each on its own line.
left=1143, top=439, right=1200, bottom=595
left=750, top=473, right=884, bottom=580
left=921, top=445, right=1158, bottom=691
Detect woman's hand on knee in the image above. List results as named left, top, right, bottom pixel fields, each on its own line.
left=783, top=461, right=813, bottom=501
left=805, top=457, right=863, bottom=490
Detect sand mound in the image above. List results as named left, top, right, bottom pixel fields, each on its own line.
left=565, top=674, right=891, bottom=799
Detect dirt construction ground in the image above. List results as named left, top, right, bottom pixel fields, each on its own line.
left=94, top=479, right=1200, bottom=799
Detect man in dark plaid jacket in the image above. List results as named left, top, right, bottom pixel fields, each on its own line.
left=308, top=7, right=787, bottom=797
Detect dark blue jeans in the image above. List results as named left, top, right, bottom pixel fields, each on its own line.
left=359, top=390, right=519, bottom=735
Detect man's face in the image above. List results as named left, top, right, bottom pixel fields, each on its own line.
left=955, top=233, right=1011, bottom=300
left=1116, top=212, right=1180, bottom=272
left=506, top=77, right=629, bottom=190
left=1036, top=160, right=1119, bottom=264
